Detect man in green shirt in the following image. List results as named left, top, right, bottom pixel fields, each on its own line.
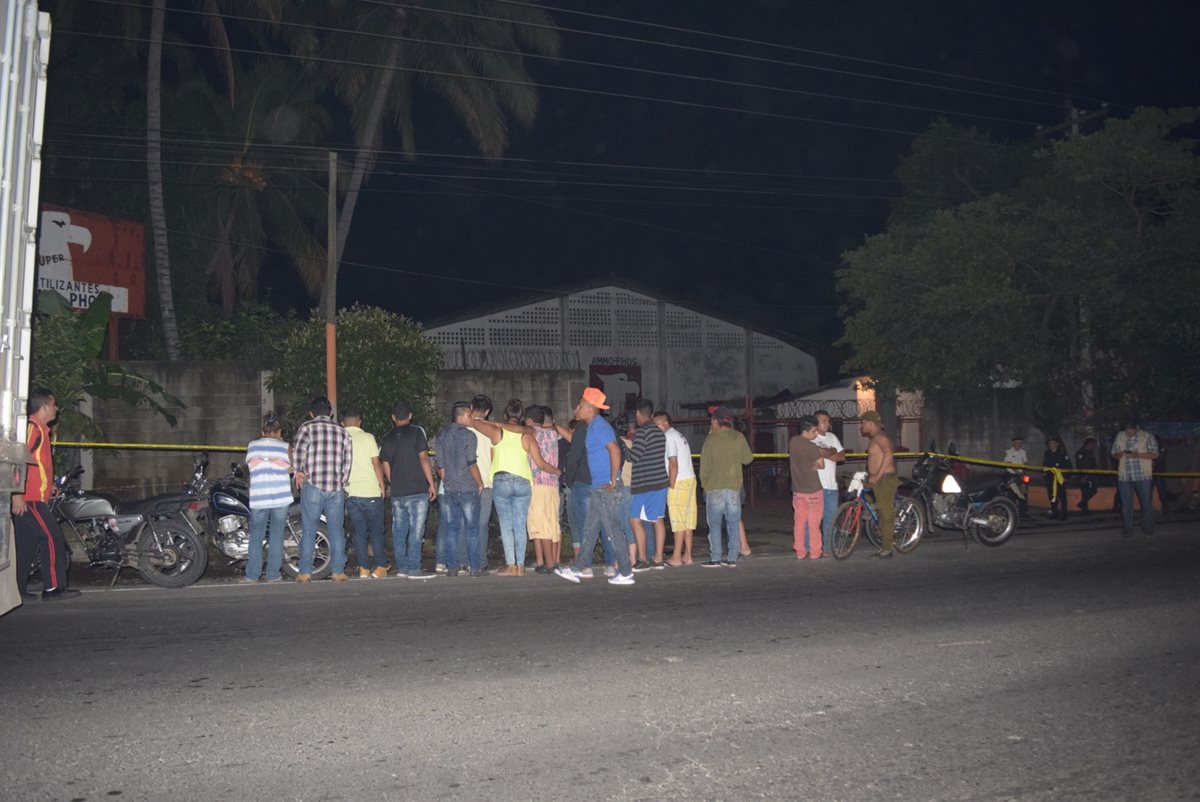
left=699, top=406, right=753, bottom=567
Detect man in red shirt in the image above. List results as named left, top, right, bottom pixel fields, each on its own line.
left=12, top=388, right=79, bottom=601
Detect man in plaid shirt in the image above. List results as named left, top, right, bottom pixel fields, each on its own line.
left=1111, top=420, right=1159, bottom=538
left=292, top=396, right=353, bottom=581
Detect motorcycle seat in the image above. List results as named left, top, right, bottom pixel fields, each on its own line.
left=118, top=491, right=194, bottom=517
left=959, top=471, right=1009, bottom=493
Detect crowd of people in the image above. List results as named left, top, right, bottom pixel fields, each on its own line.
left=1003, top=422, right=1162, bottom=536
left=246, top=386, right=897, bottom=585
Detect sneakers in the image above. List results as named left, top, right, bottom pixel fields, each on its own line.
left=435, top=563, right=447, bottom=574
left=721, top=560, right=737, bottom=568
left=371, top=566, right=389, bottom=579
left=358, top=567, right=372, bottom=579
left=608, top=573, right=635, bottom=586
left=330, top=572, right=349, bottom=582
left=700, top=560, right=722, bottom=568
left=296, top=573, right=312, bottom=584
left=603, top=566, right=616, bottom=578
left=469, top=569, right=483, bottom=577
left=577, top=568, right=595, bottom=579
left=407, top=571, right=437, bottom=580
left=535, top=565, right=553, bottom=575
left=872, top=550, right=894, bottom=559
left=650, top=561, right=666, bottom=570
left=41, top=588, right=81, bottom=600
left=632, top=560, right=652, bottom=573
left=555, top=566, right=582, bottom=584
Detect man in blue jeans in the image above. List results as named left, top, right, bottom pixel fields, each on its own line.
left=813, top=410, right=846, bottom=556
left=1111, top=420, right=1159, bottom=537
left=379, top=400, right=439, bottom=579
left=341, top=408, right=388, bottom=578
left=698, top=406, right=753, bottom=567
left=556, top=388, right=635, bottom=586
left=292, top=396, right=353, bottom=582
left=434, top=401, right=486, bottom=576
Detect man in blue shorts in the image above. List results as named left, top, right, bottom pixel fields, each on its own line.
left=627, top=398, right=669, bottom=570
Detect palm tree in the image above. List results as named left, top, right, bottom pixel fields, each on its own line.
left=168, top=61, right=331, bottom=315
left=313, top=0, right=560, bottom=311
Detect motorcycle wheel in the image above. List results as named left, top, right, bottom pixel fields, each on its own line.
left=968, top=497, right=1018, bottom=547
left=280, top=513, right=332, bottom=580
left=136, top=520, right=208, bottom=588
left=830, top=501, right=861, bottom=560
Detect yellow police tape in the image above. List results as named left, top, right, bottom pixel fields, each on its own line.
left=53, top=442, right=1200, bottom=501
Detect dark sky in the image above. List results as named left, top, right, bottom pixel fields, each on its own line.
left=251, top=1, right=1199, bottom=361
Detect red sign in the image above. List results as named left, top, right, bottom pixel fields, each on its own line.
left=37, top=205, right=145, bottom=317
left=588, top=363, right=642, bottom=413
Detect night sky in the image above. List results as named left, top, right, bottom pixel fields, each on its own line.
left=72, top=1, right=1200, bottom=369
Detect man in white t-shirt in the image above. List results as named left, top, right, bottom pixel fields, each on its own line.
left=813, top=410, right=846, bottom=556
left=654, top=410, right=698, bottom=566
left=1004, top=435, right=1029, bottom=517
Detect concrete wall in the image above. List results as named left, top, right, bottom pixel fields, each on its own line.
left=920, top=388, right=1039, bottom=461
left=89, top=361, right=266, bottom=498
left=433, top=369, right=579, bottom=426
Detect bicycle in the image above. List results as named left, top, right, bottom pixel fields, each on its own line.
left=830, top=471, right=924, bottom=559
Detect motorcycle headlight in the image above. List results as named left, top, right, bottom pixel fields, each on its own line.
left=941, top=474, right=962, bottom=494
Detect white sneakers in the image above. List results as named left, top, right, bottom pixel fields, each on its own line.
left=608, top=573, right=635, bottom=586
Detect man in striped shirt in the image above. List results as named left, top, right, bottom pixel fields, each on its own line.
left=292, top=397, right=353, bottom=582
left=628, top=398, right=669, bottom=571
left=12, top=388, right=79, bottom=601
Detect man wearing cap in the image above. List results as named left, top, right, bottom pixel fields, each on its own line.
left=860, top=410, right=898, bottom=558
left=699, top=405, right=753, bottom=567
left=555, top=388, right=636, bottom=586
left=379, top=400, right=438, bottom=579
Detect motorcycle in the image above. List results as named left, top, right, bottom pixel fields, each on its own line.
left=186, top=455, right=333, bottom=581
left=51, top=466, right=209, bottom=587
left=904, top=454, right=1020, bottom=547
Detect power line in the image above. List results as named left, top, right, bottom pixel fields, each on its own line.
left=488, top=0, right=1118, bottom=108
left=362, top=0, right=1078, bottom=111
left=81, top=0, right=1044, bottom=127
left=48, top=125, right=911, bottom=186
left=158, top=224, right=841, bottom=309
left=57, top=29, right=1027, bottom=150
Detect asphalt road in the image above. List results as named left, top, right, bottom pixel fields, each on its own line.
left=2, top=523, right=1198, bottom=802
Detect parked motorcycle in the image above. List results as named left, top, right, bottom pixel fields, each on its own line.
left=187, top=455, right=332, bottom=580
left=904, top=454, right=1020, bottom=547
left=51, top=466, right=209, bottom=587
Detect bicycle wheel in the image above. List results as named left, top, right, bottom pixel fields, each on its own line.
left=830, top=501, right=862, bottom=560
left=893, top=497, right=925, bottom=554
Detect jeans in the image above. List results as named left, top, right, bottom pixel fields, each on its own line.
left=705, top=488, right=742, bottom=562
left=390, top=493, right=430, bottom=575
left=569, top=482, right=616, bottom=564
left=572, top=483, right=632, bottom=577
left=247, top=505, right=289, bottom=580
left=459, top=487, right=494, bottom=569
left=493, top=473, right=533, bottom=566
left=435, top=492, right=451, bottom=567
left=443, top=490, right=483, bottom=571
left=820, top=488, right=840, bottom=555
left=299, top=484, right=346, bottom=576
left=1118, top=479, right=1154, bottom=535
left=346, top=496, right=386, bottom=570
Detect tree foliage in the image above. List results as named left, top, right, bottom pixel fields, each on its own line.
left=268, top=305, right=441, bottom=438
left=30, top=292, right=184, bottom=442
left=839, top=108, right=1200, bottom=433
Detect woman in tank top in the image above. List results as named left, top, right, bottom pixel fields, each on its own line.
left=470, top=399, right=560, bottom=575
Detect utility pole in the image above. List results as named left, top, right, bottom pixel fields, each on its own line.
left=325, top=151, right=338, bottom=410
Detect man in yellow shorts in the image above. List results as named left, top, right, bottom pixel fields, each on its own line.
left=654, top=410, right=697, bottom=566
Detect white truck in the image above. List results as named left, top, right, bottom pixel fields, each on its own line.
left=0, top=2, right=52, bottom=616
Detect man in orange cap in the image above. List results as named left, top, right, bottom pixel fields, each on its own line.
left=555, top=388, right=636, bottom=585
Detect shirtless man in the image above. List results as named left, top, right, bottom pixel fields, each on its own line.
left=860, top=410, right=898, bottom=558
